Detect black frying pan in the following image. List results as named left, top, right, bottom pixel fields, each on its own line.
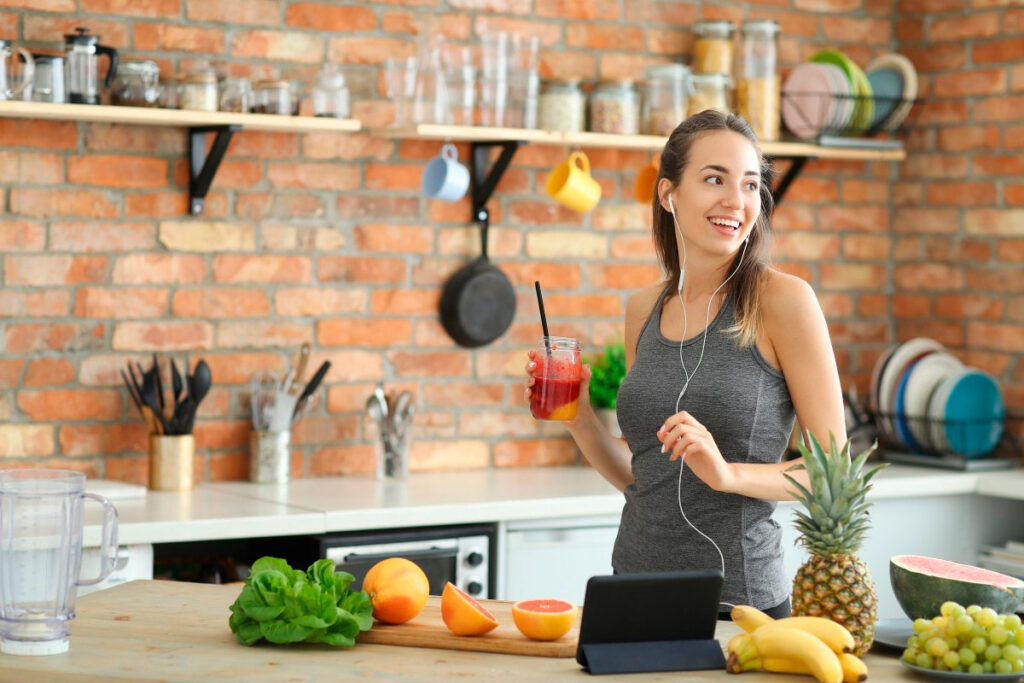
left=440, top=224, right=516, bottom=348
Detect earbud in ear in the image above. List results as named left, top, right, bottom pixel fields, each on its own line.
left=667, top=196, right=675, bottom=215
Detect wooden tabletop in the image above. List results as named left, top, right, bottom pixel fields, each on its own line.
left=0, top=581, right=918, bottom=682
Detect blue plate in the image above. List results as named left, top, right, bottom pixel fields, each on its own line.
left=867, top=68, right=904, bottom=128
left=943, top=370, right=1004, bottom=457
left=893, top=358, right=924, bottom=451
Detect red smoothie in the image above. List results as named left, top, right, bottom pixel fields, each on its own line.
left=530, top=343, right=582, bottom=421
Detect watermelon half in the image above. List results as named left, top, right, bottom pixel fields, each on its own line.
left=890, top=554, right=1024, bottom=620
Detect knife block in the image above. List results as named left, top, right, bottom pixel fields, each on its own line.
left=149, top=434, right=195, bottom=491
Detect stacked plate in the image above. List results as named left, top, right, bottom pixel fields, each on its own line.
left=781, top=50, right=917, bottom=140
left=870, top=338, right=1005, bottom=458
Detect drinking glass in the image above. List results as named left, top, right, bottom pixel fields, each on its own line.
left=530, top=337, right=583, bottom=421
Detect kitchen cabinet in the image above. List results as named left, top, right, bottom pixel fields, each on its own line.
left=500, top=515, right=620, bottom=604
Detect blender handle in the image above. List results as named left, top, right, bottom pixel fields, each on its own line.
left=78, top=492, right=120, bottom=586
left=8, top=47, right=33, bottom=99
left=96, top=44, right=118, bottom=90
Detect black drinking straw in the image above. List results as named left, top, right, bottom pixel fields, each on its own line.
left=534, top=281, right=552, bottom=356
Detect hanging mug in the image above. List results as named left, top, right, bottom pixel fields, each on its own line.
left=0, top=40, right=34, bottom=102
left=633, top=155, right=660, bottom=204
left=421, top=143, right=470, bottom=202
left=546, top=151, right=602, bottom=213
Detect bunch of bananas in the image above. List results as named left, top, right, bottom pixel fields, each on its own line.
left=726, top=605, right=868, bottom=683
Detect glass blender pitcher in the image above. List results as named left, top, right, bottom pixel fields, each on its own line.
left=0, top=470, right=119, bottom=655
left=63, top=28, right=118, bottom=104
left=0, top=40, right=34, bottom=102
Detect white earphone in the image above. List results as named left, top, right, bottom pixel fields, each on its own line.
left=664, top=190, right=750, bottom=597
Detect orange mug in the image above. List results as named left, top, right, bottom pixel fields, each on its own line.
left=546, top=151, right=602, bottom=213
left=633, top=156, right=659, bottom=204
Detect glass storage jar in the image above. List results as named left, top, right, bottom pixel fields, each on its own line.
left=158, top=73, right=179, bottom=109
left=219, top=77, right=252, bottom=113
left=737, top=20, right=780, bottom=141
left=687, top=72, right=731, bottom=117
left=111, top=60, right=160, bottom=107
left=180, top=71, right=217, bottom=112
left=642, top=64, right=690, bottom=136
left=693, top=20, right=734, bottom=75
left=310, top=65, right=350, bottom=118
left=588, top=79, right=639, bottom=135
left=253, top=80, right=297, bottom=115
left=538, top=79, right=585, bottom=132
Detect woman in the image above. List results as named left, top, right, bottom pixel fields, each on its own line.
left=525, top=111, right=847, bottom=617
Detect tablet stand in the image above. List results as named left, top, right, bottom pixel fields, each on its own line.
left=581, top=637, right=726, bottom=675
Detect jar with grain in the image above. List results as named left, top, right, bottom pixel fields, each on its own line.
left=687, top=72, right=731, bottom=118
left=737, top=20, right=780, bottom=141
left=642, top=64, right=690, bottom=137
left=588, top=79, right=639, bottom=135
left=693, top=20, right=734, bottom=75
left=538, top=79, right=585, bottom=132
left=180, top=71, right=218, bottom=112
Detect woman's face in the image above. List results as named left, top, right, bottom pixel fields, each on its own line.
left=661, top=130, right=762, bottom=260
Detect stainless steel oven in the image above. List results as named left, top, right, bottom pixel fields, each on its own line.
left=313, top=524, right=495, bottom=599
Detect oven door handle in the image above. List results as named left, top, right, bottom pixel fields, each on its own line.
left=335, top=546, right=459, bottom=564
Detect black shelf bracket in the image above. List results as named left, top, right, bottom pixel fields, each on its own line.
left=189, top=125, right=240, bottom=215
left=470, top=140, right=522, bottom=231
left=768, top=155, right=811, bottom=209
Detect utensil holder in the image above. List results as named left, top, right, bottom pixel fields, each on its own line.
left=376, top=430, right=410, bottom=481
left=149, top=434, right=194, bottom=491
left=249, top=430, right=291, bottom=483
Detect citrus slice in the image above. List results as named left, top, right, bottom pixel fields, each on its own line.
left=547, top=399, right=579, bottom=421
left=511, top=598, right=578, bottom=641
left=440, top=582, right=498, bottom=636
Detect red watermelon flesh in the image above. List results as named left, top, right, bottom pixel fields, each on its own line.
left=890, top=554, right=1024, bottom=620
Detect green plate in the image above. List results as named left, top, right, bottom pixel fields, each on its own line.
left=811, top=49, right=874, bottom=135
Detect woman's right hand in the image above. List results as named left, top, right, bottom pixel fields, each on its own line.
left=523, top=349, right=593, bottom=424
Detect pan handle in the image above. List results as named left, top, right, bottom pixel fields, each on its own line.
left=478, top=221, right=489, bottom=261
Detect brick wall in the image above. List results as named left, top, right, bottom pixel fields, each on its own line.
left=0, top=0, right=1020, bottom=483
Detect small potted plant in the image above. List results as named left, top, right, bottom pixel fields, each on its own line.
left=588, top=343, right=626, bottom=438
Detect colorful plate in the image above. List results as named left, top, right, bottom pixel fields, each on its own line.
left=901, top=351, right=963, bottom=451
left=866, top=53, right=918, bottom=132
left=878, top=338, right=944, bottom=445
left=782, top=63, right=833, bottom=140
left=942, top=369, right=1005, bottom=457
left=810, top=49, right=873, bottom=135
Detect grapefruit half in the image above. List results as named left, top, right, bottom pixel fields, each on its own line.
left=511, top=598, right=578, bottom=641
left=440, top=581, right=499, bottom=636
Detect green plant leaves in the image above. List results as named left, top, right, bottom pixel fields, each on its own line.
left=588, top=343, right=626, bottom=409
left=228, top=556, right=374, bottom=648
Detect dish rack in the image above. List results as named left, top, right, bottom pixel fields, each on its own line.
left=780, top=91, right=918, bottom=141
left=865, top=410, right=1021, bottom=471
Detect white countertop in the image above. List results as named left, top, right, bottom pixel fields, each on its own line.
left=83, top=463, right=1024, bottom=546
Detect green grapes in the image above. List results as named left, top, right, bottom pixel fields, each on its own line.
left=901, top=600, right=1024, bottom=676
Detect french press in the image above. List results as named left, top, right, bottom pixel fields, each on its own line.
left=63, top=27, right=118, bottom=104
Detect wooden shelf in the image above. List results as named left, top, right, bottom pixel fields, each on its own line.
left=0, top=100, right=361, bottom=134
left=376, top=123, right=906, bottom=162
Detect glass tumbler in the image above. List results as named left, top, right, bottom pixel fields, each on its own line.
left=530, top=337, right=582, bottom=421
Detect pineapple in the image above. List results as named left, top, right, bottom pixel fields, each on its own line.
left=784, top=432, right=886, bottom=657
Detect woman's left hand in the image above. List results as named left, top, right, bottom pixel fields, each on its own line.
left=658, top=411, right=736, bottom=493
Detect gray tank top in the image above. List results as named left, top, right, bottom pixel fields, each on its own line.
left=612, top=284, right=796, bottom=610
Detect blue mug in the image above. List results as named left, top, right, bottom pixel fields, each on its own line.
left=421, top=143, right=470, bottom=202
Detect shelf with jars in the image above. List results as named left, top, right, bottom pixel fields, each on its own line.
left=0, top=100, right=361, bottom=215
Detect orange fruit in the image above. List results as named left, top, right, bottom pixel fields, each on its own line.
left=511, top=599, right=578, bottom=641
left=440, top=581, right=498, bottom=636
left=547, top=400, right=579, bottom=421
left=362, top=557, right=429, bottom=625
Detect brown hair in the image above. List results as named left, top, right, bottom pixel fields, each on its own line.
left=653, top=110, right=775, bottom=347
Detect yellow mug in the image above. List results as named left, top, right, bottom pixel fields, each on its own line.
left=546, top=151, right=602, bottom=213
left=633, top=156, right=659, bottom=204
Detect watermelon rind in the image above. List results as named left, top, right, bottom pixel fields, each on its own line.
left=890, top=554, right=1024, bottom=620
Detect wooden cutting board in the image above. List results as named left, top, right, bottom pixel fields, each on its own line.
left=356, top=596, right=581, bottom=658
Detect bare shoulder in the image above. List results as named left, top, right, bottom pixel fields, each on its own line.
left=760, top=268, right=822, bottom=331
left=624, top=281, right=668, bottom=368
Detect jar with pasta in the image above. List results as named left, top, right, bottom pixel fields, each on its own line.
left=180, top=71, right=217, bottom=112
left=588, top=79, right=639, bottom=135
left=737, top=20, right=780, bottom=141
left=642, top=64, right=690, bottom=136
left=539, top=79, right=585, bottom=132
left=687, top=73, right=731, bottom=118
left=693, top=20, right=734, bottom=75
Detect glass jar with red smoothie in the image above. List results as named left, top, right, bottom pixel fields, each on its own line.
left=530, top=337, right=582, bottom=421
